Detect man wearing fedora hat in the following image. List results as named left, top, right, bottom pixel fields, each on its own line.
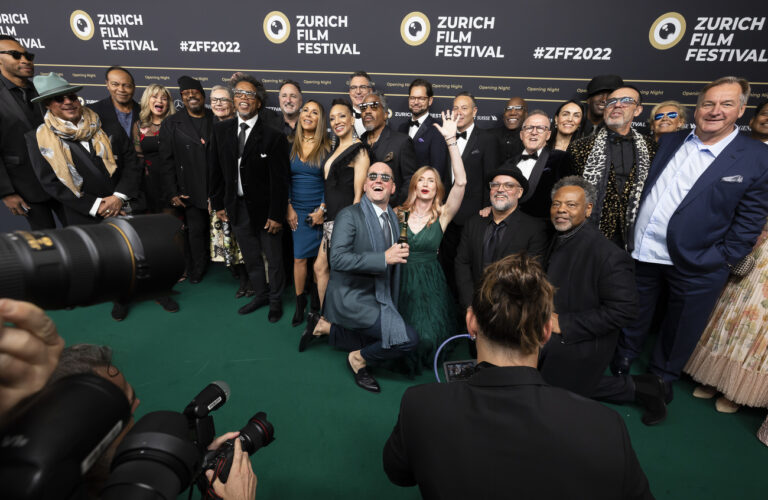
left=24, top=73, right=142, bottom=226
left=454, top=162, right=549, bottom=309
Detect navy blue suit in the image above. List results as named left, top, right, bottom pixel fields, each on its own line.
left=619, top=130, right=768, bottom=382
left=397, top=114, right=448, bottom=188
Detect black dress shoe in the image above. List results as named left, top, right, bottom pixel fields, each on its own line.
left=155, top=296, right=179, bottom=312
left=633, top=374, right=667, bottom=426
left=299, top=312, right=321, bottom=352
left=245, top=288, right=256, bottom=297
left=268, top=302, right=283, bottom=323
left=235, top=285, right=248, bottom=299
left=238, top=297, right=268, bottom=315
left=347, top=358, right=380, bottom=393
left=610, top=356, right=633, bottom=376
left=111, top=302, right=128, bottom=321
left=190, top=274, right=202, bottom=284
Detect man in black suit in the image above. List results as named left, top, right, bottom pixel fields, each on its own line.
left=88, top=66, right=139, bottom=143
left=0, top=35, right=62, bottom=229
left=396, top=79, right=447, bottom=179
left=514, top=111, right=566, bottom=218
left=454, top=165, right=548, bottom=309
left=360, top=91, right=417, bottom=206
left=158, top=76, right=214, bottom=284
left=492, top=96, right=527, bottom=161
left=440, top=92, right=501, bottom=296
left=210, top=73, right=290, bottom=321
left=384, top=253, right=653, bottom=500
left=539, top=176, right=666, bottom=425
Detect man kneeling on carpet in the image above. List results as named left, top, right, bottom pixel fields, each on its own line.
left=299, top=162, right=418, bottom=393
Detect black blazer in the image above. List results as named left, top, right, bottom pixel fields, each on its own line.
left=491, top=125, right=524, bottom=161
left=88, top=97, right=139, bottom=143
left=383, top=365, right=653, bottom=500
left=454, top=209, right=549, bottom=308
left=209, top=116, right=290, bottom=228
left=158, top=109, right=214, bottom=209
left=453, top=126, right=501, bottom=226
left=396, top=114, right=448, bottom=182
left=516, top=147, right=567, bottom=219
left=361, top=126, right=417, bottom=206
left=25, top=127, right=142, bottom=226
left=0, top=81, right=49, bottom=202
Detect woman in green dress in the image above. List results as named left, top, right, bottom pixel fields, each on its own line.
left=396, top=111, right=467, bottom=372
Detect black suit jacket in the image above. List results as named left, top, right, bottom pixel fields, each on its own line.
left=0, top=79, right=49, bottom=202
left=454, top=126, right=501, bottom=225
left=491, top=125, right=524, bottom=161
left=209, top=116, right=290, bottom=228
left=454, top=210, right=548, bottom=308
left=515, top=147, right=566, bottom=219
left=158, top=109, right=214, bottom=209
left=397, top=114, right=448, bottom=182
left=361, top=126, right=417, bottom=206
left=88, top=97, right=139, bottom=143
left=25, top=127, right=142, bottom=225
left=383, top=365, right=653, bottom=500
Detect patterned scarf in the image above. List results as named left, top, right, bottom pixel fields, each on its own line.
left=35, top=107, right=116, bottom=197
left=581, top=128, right=652, bottom=248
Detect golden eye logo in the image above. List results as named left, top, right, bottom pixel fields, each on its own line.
left=70, top=10, right=94, bottom=41
left=401, top=12, right=430, bottom=46
left=264, top=11, right=290, bottom=44
left=649, top=12, right=686, bottom=50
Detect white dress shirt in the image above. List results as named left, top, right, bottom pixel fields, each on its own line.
left=236, top=114, right=259, bottom=197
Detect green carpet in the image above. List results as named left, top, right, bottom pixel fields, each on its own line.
left=46, top=264, right=767, bottom=499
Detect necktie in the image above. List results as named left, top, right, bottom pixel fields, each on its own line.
left=408, top=120, right=420, bottom=128
left=381, top=213, right=392, bottom=246
left=520, top=152, right=538, bottom=161
left=483, top=221, right=504, bottom=268
left=353, top=110, right=361, bottom=119
left=456, top=131, right=467, bottom=140
left=238, top=123, right=249, bottom=158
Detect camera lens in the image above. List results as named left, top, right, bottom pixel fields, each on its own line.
left=0, top=214, right=184, bottom=309
left=239, top=412, right=275, bottom=454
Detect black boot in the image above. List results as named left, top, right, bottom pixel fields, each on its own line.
left=292, top=293, right=307, bottom=326
left=633, top=374, right=668, bottom=426
left=308, top=282, right=321, bottom=314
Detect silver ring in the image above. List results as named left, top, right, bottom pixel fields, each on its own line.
left=105, top=210, right=111, bottom=214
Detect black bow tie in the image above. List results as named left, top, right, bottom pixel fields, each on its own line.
left=408, top=120, right=420, bottom=128
left=610, top=134, right=632, bottom=144
left=520, top=152, right=538, bottom=161
left=456, top=131, right=467, bottom=140
left=353, top=110, right=361, bottom=119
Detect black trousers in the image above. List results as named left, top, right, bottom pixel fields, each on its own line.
left=230, top=198, right=285, bottom=303
left=330, top=313, right=419, bottom=364
left=182, top=206, right=210, bottom=277
left=25, top=199, right=65, bottom=230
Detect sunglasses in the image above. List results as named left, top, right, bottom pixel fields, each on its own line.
left=0, top=50, right=35, bottom=61
left=359, top=101, right=381, bottom=111
left=605, top=96, right=638, bottom=108
left=52, top=93, right=79, bottom=103
left=367, top=172, right=392, bottom=182
left=654, top=111, right=679, bottom=120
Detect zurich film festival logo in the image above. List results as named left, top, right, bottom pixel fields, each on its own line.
left=401, top=12, right=430, bottom=46
left=649, top=12, right=686, bottom=50
left=70, top=10, right=94, bottom=41
left=264, top=11, right=290, bottom=44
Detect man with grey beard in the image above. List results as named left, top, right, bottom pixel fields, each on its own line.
left=454, top=163, right=548, bottom=309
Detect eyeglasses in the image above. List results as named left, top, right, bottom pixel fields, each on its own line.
left=211, top=97, right=233, bottom=104
left=359, top=101, right=381, bottom=111
left=505, top=105, right=524, bottom=111
left=367, top=172, right=392, bottom=182
left=234, top=90, right=259, bottom=100
left=654, top=111, right=679, bottom=120
left=489, top=181, right=521, bottom=191
left=52, top=93, right=79, bottom=103
left=605, top=97, right=637, bottom=108
left=408, top=96, right=429, bottom=103
left=0, top=50, right=35, bottom=61
left=522, top=125, right=549, bottom=133
left=349, top=85, right=371, bottom=92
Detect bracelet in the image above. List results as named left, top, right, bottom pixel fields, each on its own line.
left=446, top=141, right=458, bottom=147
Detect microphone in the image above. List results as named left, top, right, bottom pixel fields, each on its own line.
left=184, top=381, right=231, bottom=418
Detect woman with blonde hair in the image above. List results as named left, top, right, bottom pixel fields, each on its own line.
left=648, top=100, right=686, bottom=142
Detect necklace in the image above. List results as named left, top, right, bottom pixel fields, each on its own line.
left=302, top=135, right=316, bottom=143
left=410, top=211, right=429, bottom=219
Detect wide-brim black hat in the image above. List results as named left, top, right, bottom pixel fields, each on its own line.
left=485, top=161, right=529, bottom=194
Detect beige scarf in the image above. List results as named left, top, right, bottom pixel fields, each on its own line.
left=35, top=107, right=117, bottom=197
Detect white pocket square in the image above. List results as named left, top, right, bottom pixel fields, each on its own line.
left=260, top=153, right=268, bottom=158
left=721, top=175, right=743, bottom=183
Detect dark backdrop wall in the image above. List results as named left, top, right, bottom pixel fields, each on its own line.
left=2, top=1, right=767, bottom=230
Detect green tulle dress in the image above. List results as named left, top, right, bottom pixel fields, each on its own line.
left=398, top=221, right=457, bottom=374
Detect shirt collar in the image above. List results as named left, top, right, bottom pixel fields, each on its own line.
left=689, top=126, right=739, bottom=157
left=237, top=113, right=258, bottom=129
left=412, top=113, right=427, bottom=126
left=371, top=202, right=387, bottom=219
left=459, top=122, right=475, bottom=139
left=0, top=73, right=25, bottom=91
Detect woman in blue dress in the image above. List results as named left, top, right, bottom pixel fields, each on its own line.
left=285, top=100, right=331, bottom=326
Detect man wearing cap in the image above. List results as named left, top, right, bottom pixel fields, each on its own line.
left=566, top=85, right=658, bottom=249
left=0, top=35, right=63, bottom=229
left=88, top=66, right=139, bottom=143
left=158, top=76, right=214, bottom=284
left=579, top=75, right=623, bottom=137
left=492, top=97, right=527, bottom=161
left=24, top=74, right=142, bottom=227
left=454, top=163, right=549, bottom=309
